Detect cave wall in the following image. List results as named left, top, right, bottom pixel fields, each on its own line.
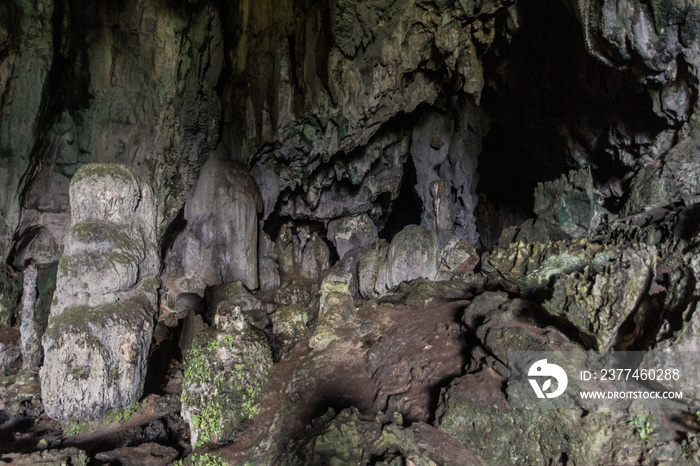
left=2, top=0, right=700, bottom=273
left=1, top=0, right=222, bottom=267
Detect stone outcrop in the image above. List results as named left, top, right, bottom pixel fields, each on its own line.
left=358, top=226, right=479, bottom=298
left=181, top=304, right=272, bottom=447
left=533, top=168, right=605, bottom=238
left=326, top=213, right=378, bottom=260
left=41, top=164, right=159, bottom=421
left=163, top=153, right=263, bottom=295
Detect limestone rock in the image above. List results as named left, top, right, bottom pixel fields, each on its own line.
left=0, top=0, right=54, bottom=260
left=282, top=406, right=483, bottom=466
left=204, top=281, right=271, bottom=330
left=300, top=232, right=331, bottom=279
left=533, top=168, right=605, bottom=238
left=0, top=347, right=20, bottom=375
left=386, top=225, right=439, bottom=290
left=484, top=239, right=619, bottom=293
left=543, top=247, right=656, bottom=350
left=436, top=368, right=643, bottom=466
left=163, top=154, right=263, bottom=294
left=41, top=164, right=159, bottom=422
left=327, top=213, right=378, bottom=260
left=181, top=306, right=272, bottom=447
left=358, top=240, right=389, bottom=299
left=0, top=263, right=21, bottom=327
left=258, top=229, right=281, bottom=292
left=0, top=371, right=42, bottom=418
left=20, top=264, right=41, bottom=369
left=1, top=447, right=89, bottom=466
left=410, top=103, right=486, bottom=244
left=271, top=304, right=309, bottom=350
left=359, top=226, right=480, bottom=299
left=309, top=271, right=356, bottom=351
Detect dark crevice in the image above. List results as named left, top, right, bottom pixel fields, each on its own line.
left=378, top=155, right=421, bottom=241
left=475, top=0, right=669, bottom=240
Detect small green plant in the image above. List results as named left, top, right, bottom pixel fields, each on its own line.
left=630, top=413, right=654, bottom=444
left=192, top=400, right=223, bottom=447
left=61, top=419, right=96, bottom=436
left=105, top=400, right=142, bottom=423
left=172, top=453, right=228, bottom=465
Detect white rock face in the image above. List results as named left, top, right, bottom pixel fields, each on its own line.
left=163, top=153, right=263, bottom=295
left=41, top=164, right=159, bottom=421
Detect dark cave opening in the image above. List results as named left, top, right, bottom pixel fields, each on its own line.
left=378, top=154, right=422, bottom=241
left=475, top=0, right=668, bottom=242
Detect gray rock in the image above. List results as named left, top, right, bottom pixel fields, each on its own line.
left=95, top=442, right=178, bottom=466
left=0, top=263, right=21, bottom=327
left=0, top=370, right=42, bottom=418
left=358, top=227, right=480, bottom=299
left=309, top=271, right=356, bottom=351
left=203, top=281, right=269, bottom=328
left=0, top=347, right=20, bottom=375
left=162, top=153, right=263, bottom=294
left=41, top=164, right=159, bottom=422
left=0, top=0, right=54, bottom=261
left=327, top=213, right=378, bottom=260
left=258, top=229, right=280, bottom=292
left=543, top=246, right=656, bottom=350
left=409, top=101, right=486, bottom=245
left=533, top=168, right=605, bottom=238
left=1, top=447, right=89, bottom=466
left=20, top=264, right=41, bottom=369
left=271, top=304, right=309, bottom=350
left=385, top=225, right=439, bottom=291
left=358, top=240, right=389, bottom=299
left=181, top=306, right=272, bottom=447
left=300, top=232, right=331, bottom=278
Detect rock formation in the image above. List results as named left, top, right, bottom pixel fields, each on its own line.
left=2, top=0, right=700, bottom=463
left=41, top=164, right=159, bottom=421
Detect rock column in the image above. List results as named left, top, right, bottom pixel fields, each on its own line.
left=41, top=164, right=159, bottom=421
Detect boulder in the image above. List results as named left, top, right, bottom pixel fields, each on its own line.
left=543, top=247, right=656, bottom=350
left=309, top=271, right=356, bottom=351
left=358, top=226, right=480, bottom=299
left=300, top=232, right=331, bottom=278
left=282, top=406, right=484, bottom=466
left=41, top=164, right=159, bottom=422
left=162, top=153, right=263, bottom=295
left=181, top=304, right=272, bottom=447
left=258, top=229, right=280, bottom=292
left=326, top=213, right=378, bottom=260
left=436, top=367, right=644, bottom=466
left=533, top=168, right=605, bottom=238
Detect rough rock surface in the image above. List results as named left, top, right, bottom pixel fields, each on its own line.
left=543, top=246, right=656, bottom=350
left=0, top=264, right=21, bottom=327
left=282, top=406, right=483, bottom=466
left=181, top=304, right=272, bottom=447
left=41, top=164, right=159, bottom=421
left=163, top=153, right=263, bottom=295
left=327, top=213, right=378, bottom=260
left=4, top=0, right=223, bottom=265
left=359, top=226, right=479, bottom=298
left=533, top=168, right=605, bottom=238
